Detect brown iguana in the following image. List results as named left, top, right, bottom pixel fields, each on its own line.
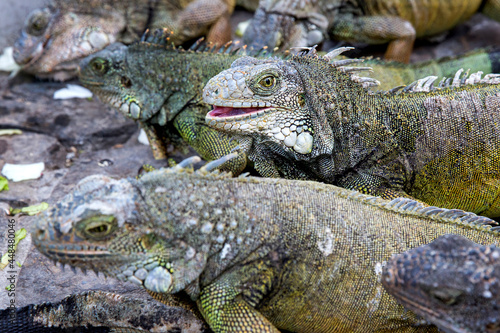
left=243, top=0, right=500, bottom=62
left=30, top=154, right=500, bottom=332
left=203, top=47, right=500, bottom=218
left=78, top=29, right=500, bottom=167
left=1, top=290, right=209, bottom=332
left=13, top=0, right=252, bottom=81
left=382, top=234, right=500, bottom=333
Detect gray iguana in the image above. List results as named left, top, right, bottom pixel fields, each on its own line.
left=382, top=234, right=500, bottom=333
left=13, top=0, right=253, bottom=80
left=203, top=47, right=500, bottom=218
left=243, top=0, right=500, bottom=62
left=79, top=29, right=500, bottom=171
left=30, top=154, right=500, bottom=332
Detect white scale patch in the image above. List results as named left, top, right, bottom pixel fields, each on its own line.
left=317, top=227, right=334, bottom=257
left=221, top=243, right=232, bottom=260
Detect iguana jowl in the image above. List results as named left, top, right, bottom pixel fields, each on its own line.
left=203, top=48, right=500, bottom=217
left=32, top=155, right=500, bottom=332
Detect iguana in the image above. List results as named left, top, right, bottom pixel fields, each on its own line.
left=203, top=47, right=500, bottom=218
left=382, top=234, right=500, bottom=333
left=12, top=0, right=252, bottom=81
left=30, top=154, right=500, bottom=332
left=243, top=0, right=500, bottom=62
left=78, top=29, right=500, bottom=167
left=1, top=290, right=209, bottom=332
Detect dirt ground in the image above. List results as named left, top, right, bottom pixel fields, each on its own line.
left=0, top=6, right=500, bottom=327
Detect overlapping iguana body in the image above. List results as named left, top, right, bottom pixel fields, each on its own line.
left=31, top=154, right=500, bottom=332
left=203, top=48, right=500, bottom=217
left=79, top=28, right=500, bottom=168
left=13, top=0, right=252, bottom=81
left=1, top=290, right=209, bottom=332
left=382, top=234, right=500, bottom=333
left=243, top=0, right=500, bottom=62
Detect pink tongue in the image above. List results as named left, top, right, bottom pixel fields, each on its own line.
left=209, top=106, right=263, bottom=117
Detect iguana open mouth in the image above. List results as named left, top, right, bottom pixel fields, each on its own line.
left=207, top=106, right=270, bottom=118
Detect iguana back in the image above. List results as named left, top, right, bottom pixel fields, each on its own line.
left=203, top=48, right=500, bottom=217
left=32, top=156, right=500, bottom=332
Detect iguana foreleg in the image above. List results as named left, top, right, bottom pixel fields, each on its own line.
left=197, top=262, right=279, bottom=333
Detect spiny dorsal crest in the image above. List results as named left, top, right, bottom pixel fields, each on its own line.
left=384, top=68, right=500, bottom=95
left=293, top=46, right=380, bottom=89
left=137, top=29, right=284, bottom=58
left=349, top=194, right=500, bottom=233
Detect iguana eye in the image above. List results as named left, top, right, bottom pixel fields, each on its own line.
left=27, top=10, right=49, bottom=35
left=259, top=76, right=275, bottom=88
left=79, top=216, right=117, bottom=240
left=90, top=58, right=108, bottom=75
left=430, top=288, right=462, bottom=305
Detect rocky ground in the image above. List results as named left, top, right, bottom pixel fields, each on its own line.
left=0, top=7, right=499, bottom=329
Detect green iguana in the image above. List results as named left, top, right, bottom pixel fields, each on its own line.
left=203, top=47, right=500, bottom=218
left=243, top=0, right=500, bottom=62
left=13, top=0, right=251, bottom=81
left=78, top=28, right=500, bottom=168
left=31, top=154, right=500, bottom=332
left=1, top=290, right=209, bottom=332
left=382, top=234, right=500, bottom=333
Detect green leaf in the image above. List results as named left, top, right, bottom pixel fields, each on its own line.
left=0, top=129, right=22, bottom=136
left=0, top=176, right=8, bottom=192
left=9, top=202, right=49, bottom=216
left=0, top=228, right=27, bottom=269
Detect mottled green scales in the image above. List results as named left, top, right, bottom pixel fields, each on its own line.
left=31, top=156, right=500, bottom=332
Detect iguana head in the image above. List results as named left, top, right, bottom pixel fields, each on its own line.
left=78, top=42, right=153, bottom=121
left=13, top=3, right=126, bottom=81
left=203, top=48, right=379, bottom=162
left=382, top=234, right=500, bottom=333
left=32, top=170, right=213, bottom=294
left=79, top=30, right=193, bottom=126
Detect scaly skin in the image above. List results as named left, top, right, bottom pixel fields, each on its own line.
left=382, top=234, right=500, bottom=333
left=79, top=28, right=500, bottom=166
left=30, top=155, right=500, bottom=332
left=13, top=0, right=242, bottom=81
left=78, top=30, right=258, bottom=173
left=203, top=48, right=500, bottom=217
left=244, top=0, right=500, bottom=62
left=0, top=290, right=209, bottom=332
